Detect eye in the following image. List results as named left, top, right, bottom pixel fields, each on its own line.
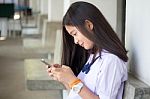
left=73, top=32, right=77, bottom=36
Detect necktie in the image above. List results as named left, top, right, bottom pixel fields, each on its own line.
left=82, top=56, right=100, bottom=74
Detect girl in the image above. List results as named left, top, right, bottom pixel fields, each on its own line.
left=47, top=1, right=128, bottom=99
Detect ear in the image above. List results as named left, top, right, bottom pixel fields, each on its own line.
left=85, top=20, right=93, bottom=31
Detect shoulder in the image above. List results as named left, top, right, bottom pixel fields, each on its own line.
left=101, top=50, right=125, bottom=64
left=99, top=51, right=127, bottom=74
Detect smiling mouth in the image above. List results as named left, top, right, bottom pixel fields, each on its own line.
left=80, top=43, right=84, bottom=47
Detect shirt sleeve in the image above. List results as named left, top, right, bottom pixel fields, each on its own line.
left=95, top=54, right=127, bottom=99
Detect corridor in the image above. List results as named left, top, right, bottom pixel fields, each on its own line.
left=0, top=16, right=62, bottom=99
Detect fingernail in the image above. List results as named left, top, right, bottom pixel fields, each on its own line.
left=48, top=65, right=51, bottom=68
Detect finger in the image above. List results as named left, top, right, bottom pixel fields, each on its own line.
left=52, top=64, right=61, bottom=68
left=48, top=72, right=53, bottom=76
left=47, top=65, right=57, bottom=72
left=45, top=65, right=51, bottom=69
left=47, top=67, right=52, bottom=72
left=50, top=73, right=58, bottom=81
left=53, top=77, right=58, bottom=81
left=48, top=65, right=51, bottom=68
left=61, top=65, right=69, bottom=68
left=51, top=67, right=63, bottom=73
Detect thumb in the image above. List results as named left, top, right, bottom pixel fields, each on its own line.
left=53, top=64, right=61, bottom=68
left=62, top=65, right=70, bottom=69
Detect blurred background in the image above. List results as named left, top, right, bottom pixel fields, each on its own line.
left=0, top=0, right=150, bottom=99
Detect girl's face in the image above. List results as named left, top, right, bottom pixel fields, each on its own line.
left=65, top=25, right=94, bottom=50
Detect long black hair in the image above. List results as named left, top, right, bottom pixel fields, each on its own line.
left=61, top=1, right=128, bottom=76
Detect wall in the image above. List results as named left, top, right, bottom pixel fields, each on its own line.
left=125, top=0, right=150, bottom=85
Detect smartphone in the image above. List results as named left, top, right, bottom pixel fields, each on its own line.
left=40, top=59, right=51, bottom=68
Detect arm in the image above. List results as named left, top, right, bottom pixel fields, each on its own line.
left=47, top=65, right=99, bottom=99
left=78, top=83, right=99, bottom=99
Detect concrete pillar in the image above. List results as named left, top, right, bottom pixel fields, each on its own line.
left=116, top=0, right=125, bottom=43
left=40, top=0, right=48, bottom=15
left=38, top=0, right=48, bottom=35
left=54, top=29, right=62, bottom=64
left=29, top=0, right=40, bottom=12
left=0, top=18, right=8, bottom=37
left=63, top=0, right=70, bottom=14
left=48, top=0, right=64, bottom=22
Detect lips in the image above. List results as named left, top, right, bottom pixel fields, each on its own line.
left=80, top=43, right=84, bottom=47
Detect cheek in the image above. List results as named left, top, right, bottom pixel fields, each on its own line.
left=77, top=33, right=94, bottom=48
left=85, top=40, right=94, bottom=48
left=88, top=42, right=94, bottom=47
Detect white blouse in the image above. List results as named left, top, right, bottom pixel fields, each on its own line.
left=67, top=50, right=128, bottom=99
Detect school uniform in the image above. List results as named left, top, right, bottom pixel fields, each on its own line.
left=67, top=50, right=128, bottom=99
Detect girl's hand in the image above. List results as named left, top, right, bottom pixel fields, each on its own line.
left=46, top=64, right=61, bottom=79
left=46, top=64, right=78, bottom=89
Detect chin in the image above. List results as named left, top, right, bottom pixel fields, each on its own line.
left=83, top=46, right=91, bottom=50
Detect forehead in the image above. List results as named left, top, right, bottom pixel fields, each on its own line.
left=65, top=25, right=83, bottom=35
left=65, top=25, right=77, bottom=32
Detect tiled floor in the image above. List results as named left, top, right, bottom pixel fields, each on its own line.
left=0, top=26, right=62, bottom=99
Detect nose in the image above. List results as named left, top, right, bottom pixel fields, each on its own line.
left=74, top=37, right=79, bottom=44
